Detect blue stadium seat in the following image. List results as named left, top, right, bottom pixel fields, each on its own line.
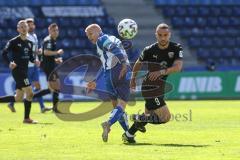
left=180, top=28, right=191, bottom=37
left=233, top=6, right=240, bottom=16
left=236, top=37, right=240, bottom=46
left=196, top=17, right=207, bottom=27
left=196, top=48, right=209, bottom=59
left=187, top=6, right=199, bottom=16
left=227, top=28, right=238, bottom=36
left=188, top=37, right=201, bottom=47
left=233, top=48, right=240, bottom=58
left=213, top=37, right=224, bottom=47
left=218, top=17, right=230, bottom=26
left=204, top=28, right=216, bottom=37
left=175, top=6, right=187, bottom=16
left=207, top=17, right=219, bottom=27
left=171, top=17, right=184, bottom=27
left=224, top=38, right=236, bottom=47
left=162, top=7, right=175, bottom=17
left=198, top=7, right=210, bottom=16
left=220, top=6, right=233, bottom=16
left=209, top=48, right=221, bottom=59
left=210, top=6, right=221, bottom=16
left=201, top=37, right=213, bottom=48
left=185, top=17, right=195, bottom=27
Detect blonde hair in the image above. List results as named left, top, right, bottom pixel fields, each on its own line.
left=85, top=24, right=102, bottom=33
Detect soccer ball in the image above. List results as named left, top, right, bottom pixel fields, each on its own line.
left=117, top=18, right=138, bottom=40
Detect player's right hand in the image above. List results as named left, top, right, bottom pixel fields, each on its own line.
left=86, top=81, right=96, bottom=93
left=9, top=61, right=17, bottom=70
left=57, top=49, right=64, bottom=55
left=130, top=78, right=136, bottom=90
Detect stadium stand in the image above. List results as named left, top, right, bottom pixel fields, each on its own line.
left=0, top=0, right=140, bottom=72
left=154, top=0, right=240, bottom=69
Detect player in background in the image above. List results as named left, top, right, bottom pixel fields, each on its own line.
left=7, top=18, right=52, bottom=113
left=33, top=23, right=63, bottom=113
left=1, top=20, right=39, bottom=123
left=85, top=24, right=131, bottom=142
left=122, top=23, right=183, bottom=143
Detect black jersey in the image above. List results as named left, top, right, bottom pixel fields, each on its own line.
left=41, top=35, right=58, bottom=70
left=139, top=41, right=183, bottom=79
left=2, top=35, right=34, bottom=71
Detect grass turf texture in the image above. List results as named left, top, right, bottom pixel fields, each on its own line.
left=0, top=100, right=239, bottom=160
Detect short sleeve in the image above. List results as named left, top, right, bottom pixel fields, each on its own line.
left=44, top=41, right=52, bottom=50
left=4, top=41, right=13, bottom=51
left=174, top=43, right=183, bottom=60
left=138, top=47, right=148, bottom=62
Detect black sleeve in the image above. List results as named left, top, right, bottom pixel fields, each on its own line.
left=174, top=43, right=183, bottom=60
left=138, top=47, right=148, bottom=62
left=2, top=40, right=13, bottom=65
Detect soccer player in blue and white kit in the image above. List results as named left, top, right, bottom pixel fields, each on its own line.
left=8, top=18, right=51, bottom=113
left=85, top=24, right=130, bottom=142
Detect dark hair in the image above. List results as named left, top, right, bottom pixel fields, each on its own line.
left=156, top=23, right=170, bottom=30
left=25, top=18, right=34, bottom=23
left=49, top=23, right=58, bottom=29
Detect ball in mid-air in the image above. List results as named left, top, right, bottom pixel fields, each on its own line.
left=117, top=18, right=138, bottom=40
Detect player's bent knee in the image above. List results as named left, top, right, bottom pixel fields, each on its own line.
left=161, top=113, right=171, bottom=123
left=26, top=91, right=34, bottom=101
left=15, top=95, right=23, bottom=102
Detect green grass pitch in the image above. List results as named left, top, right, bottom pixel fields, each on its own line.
left=0, top=100, right=239, bottom=160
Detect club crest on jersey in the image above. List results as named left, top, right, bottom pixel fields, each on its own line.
left=168, top=52, right=174, bottom=58
left=47, top=43, right=52, bottom=49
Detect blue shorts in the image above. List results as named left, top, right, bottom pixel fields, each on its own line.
left=28, top=66, right=40, bottom=83
left=104, top=64, right=131, bottom=102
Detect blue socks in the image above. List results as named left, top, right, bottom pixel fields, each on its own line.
left=118, top=112, right=129, bottom=131
left=108, top=106, right=124, bottom=126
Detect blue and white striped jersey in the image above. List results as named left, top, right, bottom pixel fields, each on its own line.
left=27, top=32, right=38, bottom=67
left=96, top=33, right=129, bottom=70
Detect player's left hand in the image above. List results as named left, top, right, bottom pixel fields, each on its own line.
left=55, top=57, right=63, bottom=64
left=148, top=69, right=166, bottom=81
left=119, top=63, right=127, bottom=80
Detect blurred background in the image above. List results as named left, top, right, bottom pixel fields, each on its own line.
left=0, top=0, right=240, bottom=100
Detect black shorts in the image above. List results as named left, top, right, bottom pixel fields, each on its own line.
left=141, top=76, right=166, bottom=110
left=145, top=96, right=166, bottom=110
left=12, top=68, right=31, bottom=89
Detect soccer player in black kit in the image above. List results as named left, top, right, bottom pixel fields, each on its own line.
left=34, top=23, right=64, bottom=113
left=1, top=20, right=39, bottom=124
left=122, top=23, right=183, bottom=143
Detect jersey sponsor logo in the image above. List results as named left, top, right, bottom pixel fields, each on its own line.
left=153, top=54, right=158, bottom=59
left=179, top=51, right=183, bottom=58
left=17, top=44, right=21, bottom=47
left=168, top=52, right=174, bottom=58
